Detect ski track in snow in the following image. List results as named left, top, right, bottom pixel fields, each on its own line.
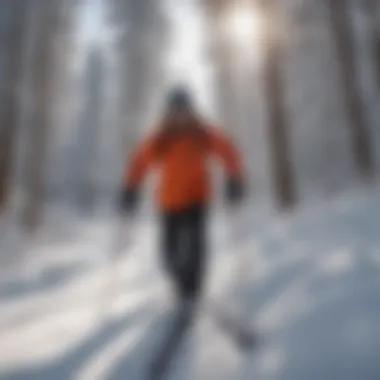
left=1, top=189, right=380, bottom=379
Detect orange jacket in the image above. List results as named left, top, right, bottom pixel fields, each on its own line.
left=123, top=124, right=244, bottom=211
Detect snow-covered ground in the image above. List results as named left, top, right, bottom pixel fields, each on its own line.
left=1, top=185, right=380, bottom=380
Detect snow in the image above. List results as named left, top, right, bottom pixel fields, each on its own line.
left=0, top=185, right=380, bottom=380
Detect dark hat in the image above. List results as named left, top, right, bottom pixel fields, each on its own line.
left=167, top=87, right=192, bottom=111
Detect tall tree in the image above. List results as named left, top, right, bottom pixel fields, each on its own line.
left=76, top=49, right=104, bottom=212
left=363, top=0, right=380, bottom=91
left=22, top=0, right=59, bottom=231
left=0, top=0, right=28, bottom=209
left=259, top=0, right=296, bottom=209
left=328, top=0, right=374, bottom=178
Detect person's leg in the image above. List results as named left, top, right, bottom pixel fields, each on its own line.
left=182, top=204, right=208, bottom=302
left=160, top=210, right=185, bottom=301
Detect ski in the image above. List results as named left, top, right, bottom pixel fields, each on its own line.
left=146, top=308, right=193, bottom=380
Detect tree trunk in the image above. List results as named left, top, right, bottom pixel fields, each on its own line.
left=328, top=0, right=374, bottom=178
left=363, top=0, right=380, bottom=91
left=260, top=0, right=296, bottom=209
left=0, top=0, right=28, bottom=209
left=22, top=0, right=58, bottom=232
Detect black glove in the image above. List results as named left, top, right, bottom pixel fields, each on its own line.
left=119, top=187, right=139, bottom=215
left=225, top=178, right=245, bottom=206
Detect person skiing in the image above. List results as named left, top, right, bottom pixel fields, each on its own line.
left=119, top=87, right=246, bottom=310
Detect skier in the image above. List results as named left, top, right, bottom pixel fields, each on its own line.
left=119, top=87, right=246, bottom=312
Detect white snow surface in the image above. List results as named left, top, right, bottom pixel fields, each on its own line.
left=1, top=185, right=380, bottom=380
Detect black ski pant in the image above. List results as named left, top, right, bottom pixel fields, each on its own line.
left=160, top=204, right=207, bottom=301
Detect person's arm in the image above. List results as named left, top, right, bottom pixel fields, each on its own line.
left=208, top=127, right=246, bottom=205
left=119, top=133, right=158, bottom=215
